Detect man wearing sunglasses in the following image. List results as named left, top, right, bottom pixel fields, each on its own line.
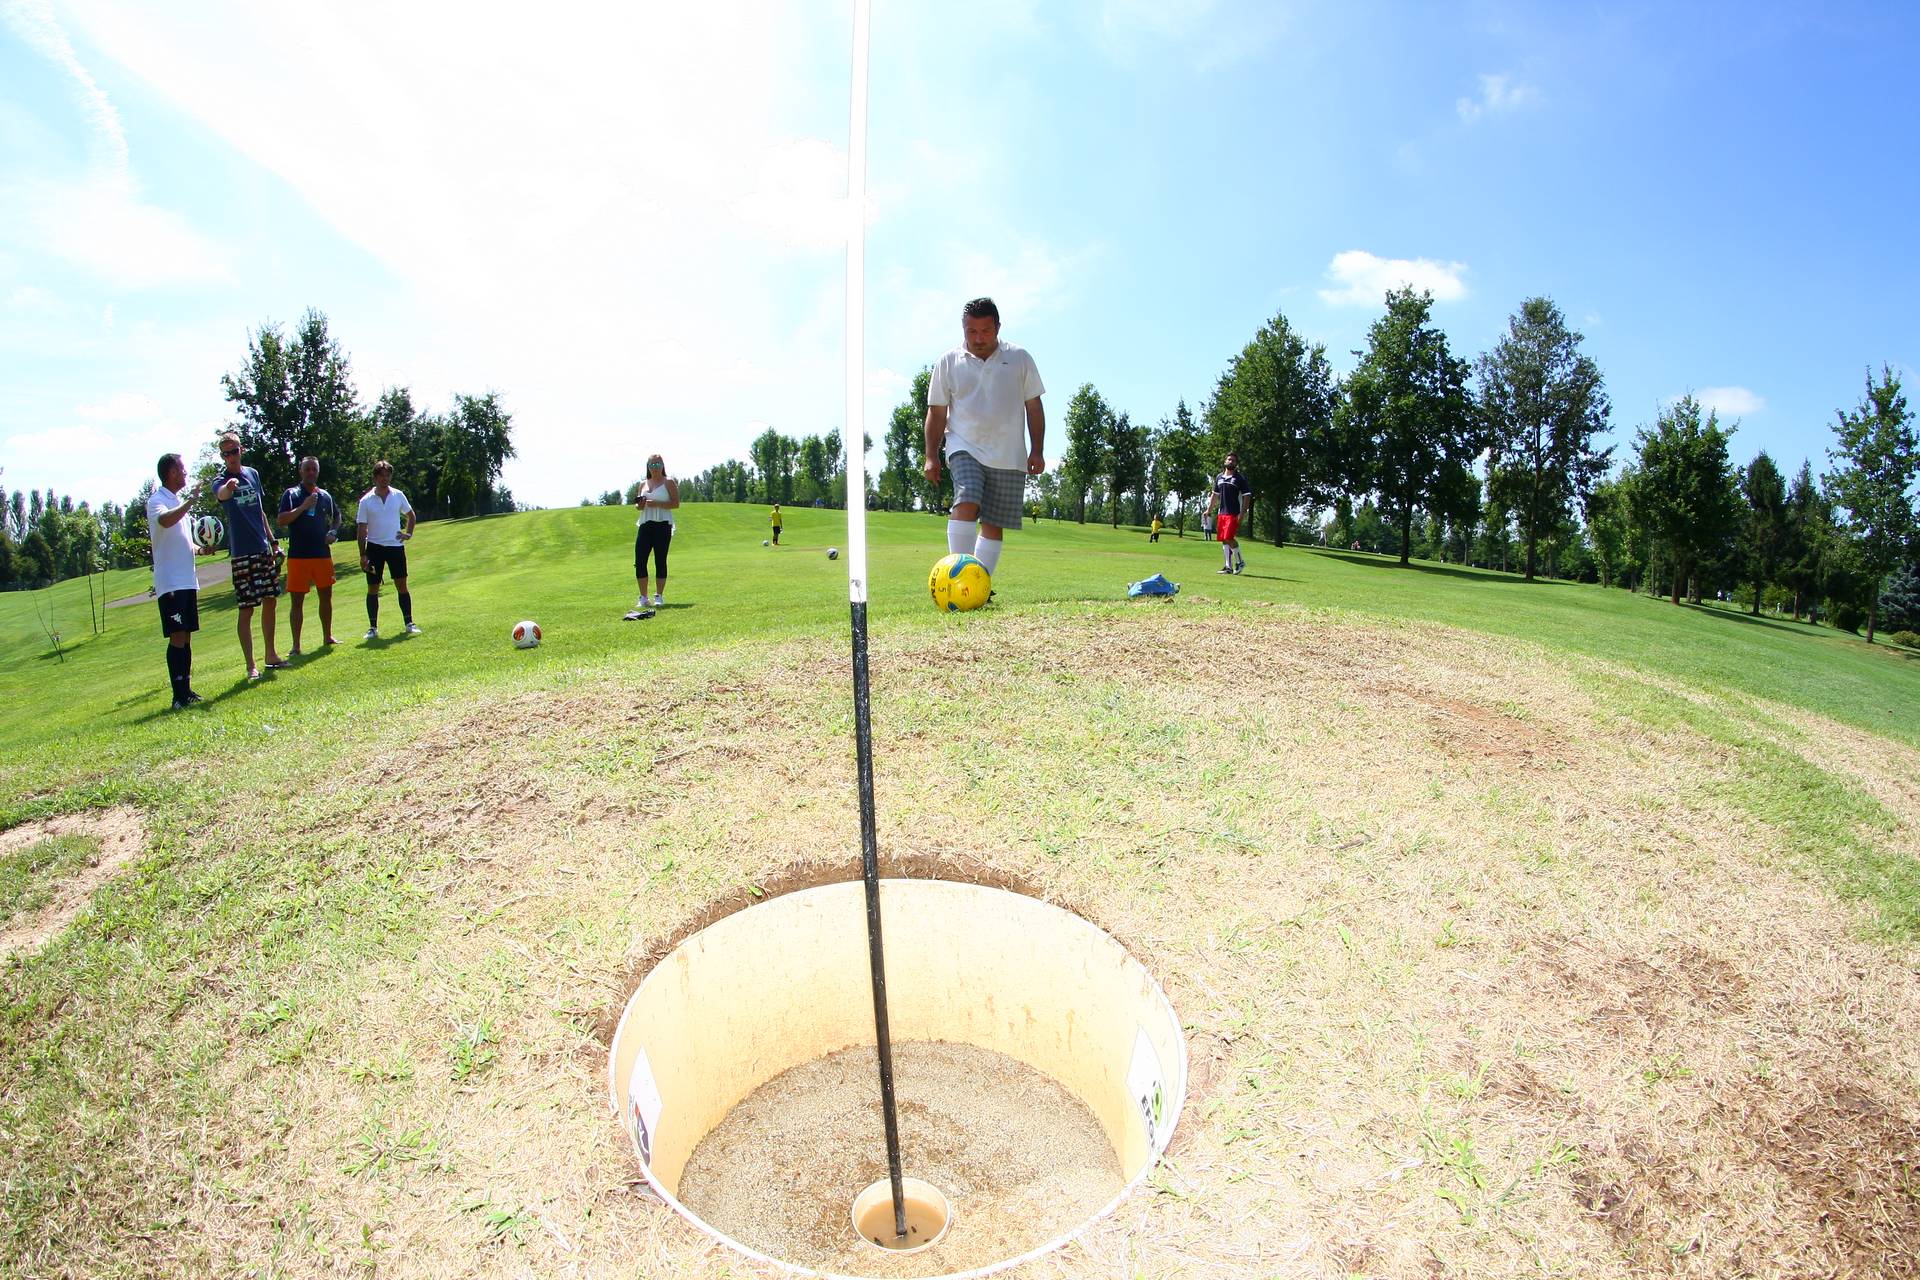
left=214, top=432, right=287, bottom=678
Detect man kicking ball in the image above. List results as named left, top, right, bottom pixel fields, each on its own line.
left=923, top=297, right=1045, bottom=586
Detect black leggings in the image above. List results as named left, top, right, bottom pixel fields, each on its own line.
left=635, top=522, right=672, bottom=579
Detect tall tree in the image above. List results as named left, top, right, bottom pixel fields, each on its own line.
left=221, top=308, right=361, bottom=499
left=1738, top=451, right=1788, bottom=614
left=1633, top=395, right=1742, bottom=605
left=1104, top=412, right=1149, bottom=528
left=1156, top=400, right=1208, bottom=535
left=1337, top=287, right=1480, bottom=565
left=1586, top=472, right=1634, bottom=589
left=881, top=372, right=929, bottom=510
left=1205, top=310, right=1337, bottom=545
left=1825, top=366, right=1918, bottom=642
left=1477, top=298, right=1612, bottom=580
left=1060, top=384, right=1110, bottom=524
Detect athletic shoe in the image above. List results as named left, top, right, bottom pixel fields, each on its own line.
left=405, top=622, right=422, bottom=635
left=623, top=609, right=655, bottom=621
left=364, top=627, right=378, bottom=640
left=651, top=594, right=663, bottom=607
left=171, top=698, right=192, bottom=711
left=184, top=691, right=204, bottom=704
left=1217, top=566, right=1235, bottom=574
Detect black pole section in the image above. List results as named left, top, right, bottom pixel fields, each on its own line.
left=851, top=599, right=908, bottom=1238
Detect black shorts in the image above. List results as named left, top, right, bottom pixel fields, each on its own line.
left=364, top=543, right=409, bottom=582
left=157, top=589, right=199, bottom=638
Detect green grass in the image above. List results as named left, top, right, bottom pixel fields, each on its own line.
left=3, top=503, right=1918, bottom=1277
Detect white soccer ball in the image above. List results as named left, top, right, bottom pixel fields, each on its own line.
left=827, top=547, right=839, bottom=559
left=193, top=514, right=224, bottom=549
left=512, top=619, right=542, bottom=649
left=762, top=539, right=770, bottom=546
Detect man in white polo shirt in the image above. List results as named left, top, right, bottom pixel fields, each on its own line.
left=922, top=297, right=1046, bottom=582
left=146, top=451, right=209, bottom=709
left=356, top=460, right=420, bottom=639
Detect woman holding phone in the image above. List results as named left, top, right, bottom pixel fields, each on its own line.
left=628, top=454, right=679, bottom=620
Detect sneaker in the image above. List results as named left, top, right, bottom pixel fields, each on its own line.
left=623, top=608, right=655, bottom=621
left=184, top=690, right=204, bottom=704
left=651, top=595, right=663, bottom=607
left=171, top=698, right=192, bottom=711
left=364, top=627, right=378, bottom=640
left=405, top=622, right=422, bottom=635
left=1217, top=566, right=1235, bottom=574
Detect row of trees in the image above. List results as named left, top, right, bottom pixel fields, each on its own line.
left=587, top=427, right=861, bottom=509
left=3, top=310, right=520, bottom=593
left=221, top=309, right=516, bottom=523
left=0, top=478, right=151, bottom=591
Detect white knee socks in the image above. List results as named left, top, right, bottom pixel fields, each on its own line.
left=947, top=519, right=974, bottom=555
left=974, top=536, right=1002, bottom=574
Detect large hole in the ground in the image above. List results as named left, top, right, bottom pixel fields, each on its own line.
left=608, top=877, right=1186, bottom=1278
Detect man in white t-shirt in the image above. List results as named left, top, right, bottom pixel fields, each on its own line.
left=922, top=297, right=1046, bottom=583
left=355, top=460, right=419, bottom=639
left=146, top=452, right=211, bottom=709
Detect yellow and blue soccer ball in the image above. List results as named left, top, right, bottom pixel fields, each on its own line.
left=928, top=553, right=991, bottom=612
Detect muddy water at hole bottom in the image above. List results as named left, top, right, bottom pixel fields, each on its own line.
left=676, top=1040, right=1123, bottom=1277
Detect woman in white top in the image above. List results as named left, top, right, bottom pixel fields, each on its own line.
left=630, top=454, right=680, bottom=618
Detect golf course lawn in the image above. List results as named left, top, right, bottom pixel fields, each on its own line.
left=4, top=503, right=1919, bottom=1278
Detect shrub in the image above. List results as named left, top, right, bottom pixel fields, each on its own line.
left=1887, top=629, right=1920, bottom=650
left=1832, top=602, right=1865, bottom=633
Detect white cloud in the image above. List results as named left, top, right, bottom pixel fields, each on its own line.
left=1457, top=73, right=1542, bottom=123
left=74, top=390, right=161, bottom=421
left=1, top=0, right=230, bottom=287
left=1317, top=249, right=1469, bottom=307
left=1677, top=386, right=1765, bottom=417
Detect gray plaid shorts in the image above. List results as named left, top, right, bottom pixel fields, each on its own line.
left=946, top=451, right=1024, bottom=529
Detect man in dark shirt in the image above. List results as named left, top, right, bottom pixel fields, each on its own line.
left=1206, top=451, right=1254, bottom=574
left=215, top=432, right=286, bottom=678
left=277, top=455, right=341, bottom=653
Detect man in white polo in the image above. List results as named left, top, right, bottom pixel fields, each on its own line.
left=356, top=460, right=420, bottom=639
left=146, top=451, right=209, bottom=708
left=922, top=297, right=1046, bottom=582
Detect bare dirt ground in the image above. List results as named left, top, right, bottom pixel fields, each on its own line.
left=14, top=612, right=1920, bottom=1279
left=0, top=806, right=146, bottom=959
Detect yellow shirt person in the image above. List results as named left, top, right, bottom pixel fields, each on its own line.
left=769, top=504, right=783, bottom=545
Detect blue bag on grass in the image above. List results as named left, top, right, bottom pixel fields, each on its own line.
left=1127, top=573, right=1178, bottom=599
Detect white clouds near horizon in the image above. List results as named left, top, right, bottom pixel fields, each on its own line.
left=1678, top=386, right=1766, bottom=418
left=1317, top=250, right=1469, bottom=308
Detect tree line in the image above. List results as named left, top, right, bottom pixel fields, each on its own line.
left=884, top=290, right=1917, bottom=645
left=585, top=426, right=867, bottom=510
left=2, top=309, right=518, bottom=594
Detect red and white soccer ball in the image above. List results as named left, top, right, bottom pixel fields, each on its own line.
left=512, top=619, right=542, bottom=649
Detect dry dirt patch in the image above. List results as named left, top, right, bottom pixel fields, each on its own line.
left=0, top=805, right=145, bottom=959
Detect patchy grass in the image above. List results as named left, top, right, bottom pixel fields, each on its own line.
left=0, top=834, right=95, bottom=928
left=5, top=509, right=1920, bottom=1278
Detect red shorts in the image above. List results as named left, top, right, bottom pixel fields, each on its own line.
left=1216, top=513, right=1241, bottom=543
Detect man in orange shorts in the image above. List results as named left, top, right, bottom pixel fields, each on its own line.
left=277, top=455, right=341, bottom=652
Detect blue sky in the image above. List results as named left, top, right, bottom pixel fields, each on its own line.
left=2, top=0, right=1915, bottom=511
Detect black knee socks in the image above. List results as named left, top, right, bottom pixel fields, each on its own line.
left=367, top=595, right=379, bottom=627
left=165, top=644, right=189, bottom=700
left=398, top=592, right=412, bottom=625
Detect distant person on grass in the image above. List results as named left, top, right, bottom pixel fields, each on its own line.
left=629, top=453, right=678, bottom=619
left=277, top=455, right=340, bottom=653
left=923, top=296, right=1046, bottom=585
left=1206, top=450, right=1253, bottom=575
left=357, top=461, right=419, bottom=639
left=215, top=432, right=287, bottom=679
left=147, top=452, right=210, bottom=709
left=769, top=503, right=783, bottom=545
left=1149, top=516, right=1162, bottom=542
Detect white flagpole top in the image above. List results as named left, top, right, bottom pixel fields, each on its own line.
left=844, top=0, right=871, bottom=605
